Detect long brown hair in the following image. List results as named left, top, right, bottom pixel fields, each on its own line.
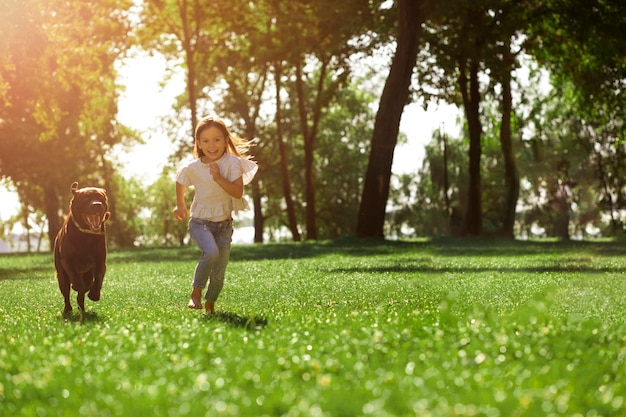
left=194, top=116, right=254, bottom=159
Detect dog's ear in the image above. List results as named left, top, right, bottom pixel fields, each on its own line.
left=70, top=182, right=79, bottom=194
left=103, top=212, right=111, bottom=223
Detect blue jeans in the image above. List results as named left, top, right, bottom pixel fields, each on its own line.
left=188, top=218, right=233, bottom=302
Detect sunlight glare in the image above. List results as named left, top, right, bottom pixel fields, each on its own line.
left=114, top=51, right=185, bottom=182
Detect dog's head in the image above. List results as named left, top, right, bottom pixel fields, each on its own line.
left=69, top=182, right=110, bottom=234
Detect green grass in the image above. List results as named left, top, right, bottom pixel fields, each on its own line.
left=1, top=238, right=626, bottom=416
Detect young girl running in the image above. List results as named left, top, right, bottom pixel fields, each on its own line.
left=173, top=116, right=258, bottom=314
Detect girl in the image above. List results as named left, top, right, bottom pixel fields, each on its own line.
left=173, top=116, right=258, bottom=314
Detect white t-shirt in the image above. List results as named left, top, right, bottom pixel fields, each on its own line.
left=176, top=154, right=258, bottom=221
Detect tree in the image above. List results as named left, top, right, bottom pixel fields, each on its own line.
left=370, top=0, right=625, bottom=240
left=138, top=0, right=211, bottom=140
left=274, top=0, right=381, bottom=240
left=106, top=171, right=145, bottom=248
left=527, top=0, right=626, bottom=236
left=495, top=35, right=519, bottom=238
left=528, top=0, right=626, bottom=107
left=142, top=168, right=190, bottom=246
left=139, top=0, right=385, bottom=241
left=0, top=0, right=133, bottom=249
left=268, top=0, right=383, bottom=240
left=423, top=0, right=498, bottom=236
left=392, top=130, right=469, bottom=238
left=314, top=79, right=376, bottom=238
left=483, top=3, right=537, bottom=238
left=357, top=0, right=429, bottom=239
left=273, top=61, right=302, bottom=241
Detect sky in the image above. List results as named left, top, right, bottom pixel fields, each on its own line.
left=112, top=52, right=185, bottom=181
left=0, top=53, right=461, bottom=228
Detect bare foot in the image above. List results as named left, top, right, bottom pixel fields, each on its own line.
left=205, top=301, right=215, bottom=314
left=188, top=288, right=202, bottom=309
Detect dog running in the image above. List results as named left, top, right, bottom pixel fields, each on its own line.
left=54, top=182, right=110, bottom=313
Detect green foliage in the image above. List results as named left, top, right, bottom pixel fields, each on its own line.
left=390, top=131, right=469, bottom=237
left=4, top=0, right=626, bottom=246
left=309, top=81, right=375, bottom=238
left=528, top=0, right=626, bottom=106
left=1, top=239, right=626, bottom=416
left=104, top=172, right=146, bottom=248
left=221, top=72, right=377, bottom=241
left=138, top=0, right=387, bottom=242
left=401, top=53, right=624, bottom=239
left=0, top=0, right=136, bottom=247
left=140, top=167, right=190, bottom=247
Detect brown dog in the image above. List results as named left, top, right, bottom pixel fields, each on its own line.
left=54, top=182, right=110, bottom=313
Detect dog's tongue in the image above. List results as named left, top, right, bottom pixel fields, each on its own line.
left=84, top=214, right=103, bottom=232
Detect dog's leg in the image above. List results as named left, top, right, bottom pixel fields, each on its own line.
left=55, top=237, right=73, bottom=314
left=63, top=262, right=89, bottom=312
left=76, top=269, right=95, bottom=311
left=77, top=290, right=86, bottom=311
left=88, top=258, right=106, bottom=302
left=56, top=270, right=73, bottom=313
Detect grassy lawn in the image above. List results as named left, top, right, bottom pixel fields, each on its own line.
left=1, top=238, right=625, bottom=416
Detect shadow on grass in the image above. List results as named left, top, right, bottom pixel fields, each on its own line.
left=57, top=311, right=106, bottom=324
left=105, top=238, right=429, bottom=264
left=4, top=238, right=626, bottom=280
left=204, top=311, right=268, bottom=330
left=108, top=238, right=626, bottom=264
left=326, top=264, right=626, bottom=275
left=0, top=252, right=53, bottom=282
left=0, top=267, right=51, bottom=282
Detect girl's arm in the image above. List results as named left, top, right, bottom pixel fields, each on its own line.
left=173, top=182, right=188, bottom=220
left=210, top=164, right=244, bottom=198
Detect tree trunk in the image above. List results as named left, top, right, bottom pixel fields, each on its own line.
left=44, top=185, right=62, bottom=251
left=234, top=66, right=268, bottom=244
left=498, top=41, right=519, bottom=238
left=20, top=208, right=31, bottom=253
left=303, top=131, right=317, bottom=240
left=441, top=129, right=451, bottom=228
left=178, top=0, right=198, bottom=141
left=251, top=181, right=264, bottom=243
left=36, top=218, right=45, bottom=252
left=275, top=62, right=301, bottom=241
left=356, top=0, right=426, bottom=239
left=552, top=182, right=571, bottom=241
left=459, top=59, right=482, bottom=236
left=295, top=58, right=327, bottom=240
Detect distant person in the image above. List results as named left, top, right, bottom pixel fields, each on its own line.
left=173, top=116, right=258, bottom=314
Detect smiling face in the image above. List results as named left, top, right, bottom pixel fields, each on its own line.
left=196, top=125, right=227, bottom=163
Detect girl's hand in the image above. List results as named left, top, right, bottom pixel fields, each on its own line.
left=173, top=207, right=187, bottom=221
left=209, top=163, right=222, bottom=181
left=209, top=163, right=244, bottom=198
